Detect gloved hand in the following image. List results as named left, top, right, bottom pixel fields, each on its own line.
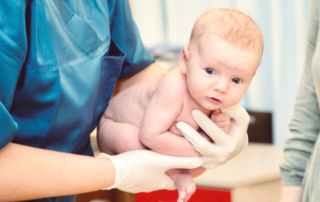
left=97, top=150, right=203, bottom=193
left=176, top=104, right=249, bottom=169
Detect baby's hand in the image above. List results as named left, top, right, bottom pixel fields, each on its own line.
left=210, top=109, right=231, bottom=134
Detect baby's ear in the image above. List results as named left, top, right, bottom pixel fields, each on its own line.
left=179, top=46, right=189, bottom=74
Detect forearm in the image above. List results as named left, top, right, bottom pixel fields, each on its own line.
left=143, top=131, right=200, bottom=157
left=280, top=186, right=302, bottom=202
left=113, top=63, right=168, bottom=95
left=0, top=143, right=115, bottom=201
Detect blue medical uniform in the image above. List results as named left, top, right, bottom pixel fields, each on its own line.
left=0, top=0, right=154, bottom=201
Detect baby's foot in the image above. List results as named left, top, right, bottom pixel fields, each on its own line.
left=175, top=172, right=196, bottom=202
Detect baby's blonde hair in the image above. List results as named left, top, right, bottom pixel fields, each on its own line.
left=189, top=9, right=264, bottom=55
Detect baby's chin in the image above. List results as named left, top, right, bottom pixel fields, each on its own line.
left=201, top=102, right=234, bottom=111
left=200, top=103, right=221, bottom=111
left=197, top=99, right=232, bottom=112
left=205, top=106, right=220, bottom=111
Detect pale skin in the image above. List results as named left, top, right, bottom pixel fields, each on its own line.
left=0, top=63, right=166, bottom=201
left=98, top=35, right=261, bottom=202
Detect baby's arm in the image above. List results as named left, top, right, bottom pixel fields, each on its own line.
left=139, top=86, right=200, bottom=157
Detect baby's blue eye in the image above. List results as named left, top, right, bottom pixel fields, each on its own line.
left=232, top=78, right=241, bottom=84
left=206, top=68, right=215, bottom=75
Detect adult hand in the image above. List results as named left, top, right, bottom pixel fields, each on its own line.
left=176, top=104, right=249, bottom=169
left=97, top=150, right=202, bottom=193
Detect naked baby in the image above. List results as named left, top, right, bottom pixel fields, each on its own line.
left=98, top=8, right=263, bottom=202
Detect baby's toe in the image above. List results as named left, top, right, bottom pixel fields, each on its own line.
left=177, top=191, right=186, bottom=202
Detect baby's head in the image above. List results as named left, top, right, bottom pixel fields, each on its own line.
left=179, top=8, right=263, bottom=110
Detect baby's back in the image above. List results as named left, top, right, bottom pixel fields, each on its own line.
left=104, top=74, right=159, bottom=127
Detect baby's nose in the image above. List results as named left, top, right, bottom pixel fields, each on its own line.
left=213, top=78, right=228, bottom=93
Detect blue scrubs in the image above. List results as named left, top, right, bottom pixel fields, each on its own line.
left=0, top=0, right=154, bottom=201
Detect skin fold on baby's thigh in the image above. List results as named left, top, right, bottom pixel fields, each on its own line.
left=98, top=118, right=148, bottom=155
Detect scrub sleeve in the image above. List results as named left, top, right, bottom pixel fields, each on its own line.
left=0, top=0, right=154, bottom=202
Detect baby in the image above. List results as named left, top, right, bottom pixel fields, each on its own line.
left=98, top=8, right=263, bottom=202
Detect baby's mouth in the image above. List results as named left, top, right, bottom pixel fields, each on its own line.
left=209, top=97, right=221, bottom=104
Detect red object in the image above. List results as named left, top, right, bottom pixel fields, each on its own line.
left=136, top=187, right=231, bottom=202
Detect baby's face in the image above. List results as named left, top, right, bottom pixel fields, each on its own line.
left=181, top=35, right=261, bottom=110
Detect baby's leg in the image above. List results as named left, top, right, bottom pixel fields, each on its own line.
left=166, top=169, right=195, bottom=202
left=166, top=167, right=206, bottom=202
left=189, top=167, right=206, bottom=178
left=98, top=118, right=147, bottom=155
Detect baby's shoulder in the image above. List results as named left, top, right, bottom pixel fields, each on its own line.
left=156, top=69, right=188, bottom=95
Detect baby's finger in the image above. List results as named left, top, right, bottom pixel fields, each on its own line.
left=211, top=113, right=230, bottom=123
left=211, top=109, right=221, bottom=115
left=220, top=105, right=249, bottom=125
left=192, top=110, right=231, bottom=145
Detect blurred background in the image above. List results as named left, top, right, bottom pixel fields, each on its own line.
left=129, top=0, right=310, bottom=146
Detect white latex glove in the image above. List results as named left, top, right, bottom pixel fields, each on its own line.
left=97, top=150, right=203, bottom=193
left=176, top=104, right=249, bottom=169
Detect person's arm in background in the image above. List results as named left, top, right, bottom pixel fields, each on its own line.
left=280, top=0, right=320, bottom=201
